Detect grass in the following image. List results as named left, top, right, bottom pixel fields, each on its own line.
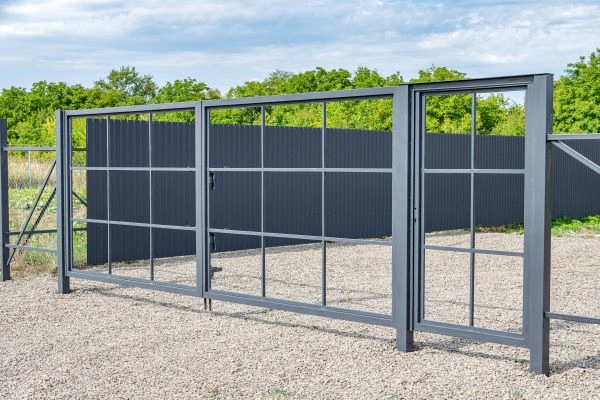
left=551, top=215, right=600, bottom=236
left=442, top=216, right=600, bottom=237
left=7, top=160, right=88, bottom=278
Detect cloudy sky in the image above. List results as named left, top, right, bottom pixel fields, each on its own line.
left=0, top=0, right=599, bottom=92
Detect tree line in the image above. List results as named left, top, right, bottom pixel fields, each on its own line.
left=0, top=48, right=598, bottom=151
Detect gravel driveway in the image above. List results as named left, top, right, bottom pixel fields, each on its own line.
left=0, top=233, right=598, bottom=399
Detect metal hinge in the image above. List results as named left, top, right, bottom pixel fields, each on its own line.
left=208, top=172, right=215, bottom=191
left=209, top=232, right=216, bottom=251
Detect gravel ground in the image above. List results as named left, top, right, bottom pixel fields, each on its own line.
left=0, top=233, right=598, bottom=399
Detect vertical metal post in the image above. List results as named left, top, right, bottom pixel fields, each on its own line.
left=469, top=93, right=476, bottom=326
left=261, top=106, right=266, bottom=297
left=0, top=119, right=10, bottom=281
left=195, top=102, right=205, bottom=296
left=28, top=150, right=32, bottom=188
left=321, top=102, right=327, bottom=306
left=106, top=116, right=111, bottom=274
left=148, top=114, right=154, bottom=280
left=524, top=74, right=553, bottom=375
left=55, top=110, right=70, bottom=293
left=393, top=85, right=414, bottom=351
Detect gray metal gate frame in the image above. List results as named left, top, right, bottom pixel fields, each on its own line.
left=405, top=75, right=553, bottom=375
left=0, top=73, right=583, bottom=375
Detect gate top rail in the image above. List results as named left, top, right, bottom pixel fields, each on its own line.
left=64, top=100, right=198, bottom=118
left=203, top=87, right=396, bottom=109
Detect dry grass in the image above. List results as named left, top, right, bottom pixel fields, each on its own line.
left=6, top=160, right=87, bottom=277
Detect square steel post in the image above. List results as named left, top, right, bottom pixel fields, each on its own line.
left=524, top=74, right=553, bottom=374
left=392, top=85, right=414, bottom=351
left=55, top=110, right=70, bottom=293
left=195, top=102, right=206, bottom=297
left=0, top=119, right=10, bottom=281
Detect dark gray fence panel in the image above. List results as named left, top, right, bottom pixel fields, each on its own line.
left=87, top=119, right=196, bottom=264
left=553, top=139, right=600, bottom=219
left=86, top=121, right=600, bottom=264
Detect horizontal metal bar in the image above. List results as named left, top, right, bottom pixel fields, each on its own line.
left=72, top=166, right=196, bottom=172
left=64, top=101, right=198, bottom=117
left=208, top=228, right=392, bottom=246
left=553, top=141, right=600, bottom=175
left=415, top=320, right=528, bottom=348
left=67, top=269, right=199, bottom=296
left=424, top=245, right=524, bottom=257
left=208, top=167, right=392, bottom=173
left=547, top=134, right=600, bottom=141
left=205, top=289, right=394, bottom=327
left=7, top=227, right=86, bottom=236
left=545, top=312, right=600, bottom=325
left=204, top=87, right=395, bottom=109
left=424, top=168, right=525, bottom=175
left=73, top=218, right=196, bottom=231
left=410, top=74, right=538, bottom=94
left=3, top=243, right=56, bottom=253
left=3, top=146, right=56, bottom=152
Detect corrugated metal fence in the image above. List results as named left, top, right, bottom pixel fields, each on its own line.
left=86, top=119, right=600, bottom=264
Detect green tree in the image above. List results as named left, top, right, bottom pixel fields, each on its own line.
left=94, top=66, right=157, bottom=104
left=554, top=48, right=600, bottom=133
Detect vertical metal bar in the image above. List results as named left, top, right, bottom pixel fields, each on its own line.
left=0, top=119, right=10, bottom=281
left=261, top=106, right=266, bottom=297
left=55, top=111, right=70, bottom=293
left=321, top=102, right=326, bottom=306
left=148, top=114, right=154, bottom=280
left=419, top=95, right=426, bottom=320
left=206, top=110, right=212, bottom=292
left=196, top=102, right=205, bottom=296
left=28, top=150, right=32, bottom=188
left=469, top=93, right=476, bottom=326
left=525, top=74, right=553, bottom=375
left=106, top=116, right=111, bottom=274
left=393, top=85, right=414, bottom=351
left=66, top=116, right=73, bottom=275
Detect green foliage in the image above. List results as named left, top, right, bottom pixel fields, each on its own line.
left=408, top=66, right=524, bottom=135
left=213, top=66, right=403, bottom=130
left=1, top=50, right=599, bottom=153
left=0, top=66, right=219, bottom=153
left=474, top=215, right=600, bottom=236
left=93, top=66, right=157, bottom=103
left=554, top=48, right=600, bottom=133
left=552, top=215, right=600, bottom=236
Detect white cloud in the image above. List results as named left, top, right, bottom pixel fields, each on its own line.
left=0, top=0, right=598, bottom=91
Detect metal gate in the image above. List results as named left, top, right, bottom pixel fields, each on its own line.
left=49, top=74, right=561, bottom=374
left=404, top=75, right=553, bottom=376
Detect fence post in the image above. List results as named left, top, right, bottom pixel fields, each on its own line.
left=524, top=74, right=553, bottom=374
left=392, top=85, right=414, bottom=351
left=195, top=101, right=206, bottom=297
left=0, top=119, right=9, bottom=281
left=55, top=110, right=70, bottom=293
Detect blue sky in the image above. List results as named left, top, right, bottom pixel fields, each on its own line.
left=0, top=0, right=599, bottom=92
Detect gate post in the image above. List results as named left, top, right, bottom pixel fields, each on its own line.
left=55, top=110, right=70, bottom=294
left=195, top=101, right=206, bottom=297
left=392, top=85, right=414, bottom=351
left=0, top=119, right=9, bottom=281
left=524, top=74, right=553, bottom=374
